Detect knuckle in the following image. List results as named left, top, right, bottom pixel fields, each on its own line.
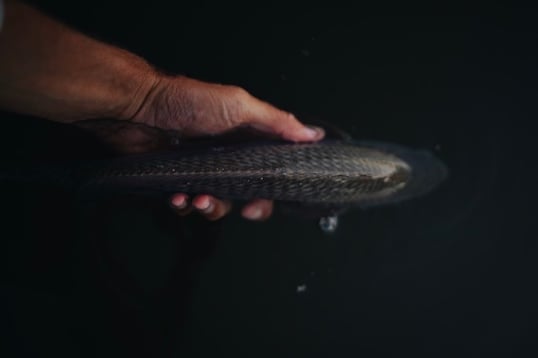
left=229, top=85, right=246, bottom=93
left=229, top=85, right=250, bottom=99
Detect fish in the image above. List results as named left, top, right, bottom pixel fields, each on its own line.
left=2, top=136, right=447, bottom=232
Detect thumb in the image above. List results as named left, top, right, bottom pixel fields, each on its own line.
left=241, top=96, right=325, bottom=142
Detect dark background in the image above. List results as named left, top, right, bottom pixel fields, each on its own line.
left=1, top=2, right=537, bottom=357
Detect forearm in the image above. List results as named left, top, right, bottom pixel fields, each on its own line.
left=0, top=0, right=157, bottom=122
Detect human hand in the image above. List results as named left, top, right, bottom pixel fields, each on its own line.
left=0, top=0, right=319, bottom=222
left=124, top=75, right=325, bottom=221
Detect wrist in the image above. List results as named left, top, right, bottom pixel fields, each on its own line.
left=115, top=60, right=162, bottom=123
left=128, top=74, right=192, bottom=129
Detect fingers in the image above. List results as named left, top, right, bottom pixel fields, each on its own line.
left=170, top=194, right=274, bottom=221
left=169, top=193, right=193, bottom=215
left=240, top=94, right=325, bottom=142
left=133, top=75, right=325, bottom=142
left=192, top=195, right=232, bottom=221
left=170, top=193, right=231, bottom=221
left=241, top=199, right=273, bottom=221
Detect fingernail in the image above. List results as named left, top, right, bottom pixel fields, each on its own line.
left=201, top=202, right=214, bottom=213
left=303, top=125, right=324, bottom=139
left=171, top=195, right=187, bottom=209
left=244, top=207, right=263, bottom=220
left=196, top=197, right=212, bottom=212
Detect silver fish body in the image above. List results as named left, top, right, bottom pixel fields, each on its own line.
left=83, top=139, right=447, bottom=207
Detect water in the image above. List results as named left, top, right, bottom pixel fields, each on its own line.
left=1, top=2, right=537, bottom=357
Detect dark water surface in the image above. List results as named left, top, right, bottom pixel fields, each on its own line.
left=1, top=2, right=537, bottom=357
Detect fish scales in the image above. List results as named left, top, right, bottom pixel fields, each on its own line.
left=82, top=140, right=445, bottom=205
left=0, top=139, right=446, bottom=208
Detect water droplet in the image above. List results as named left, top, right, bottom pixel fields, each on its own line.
left=319, top=215, right=338, bottom=233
